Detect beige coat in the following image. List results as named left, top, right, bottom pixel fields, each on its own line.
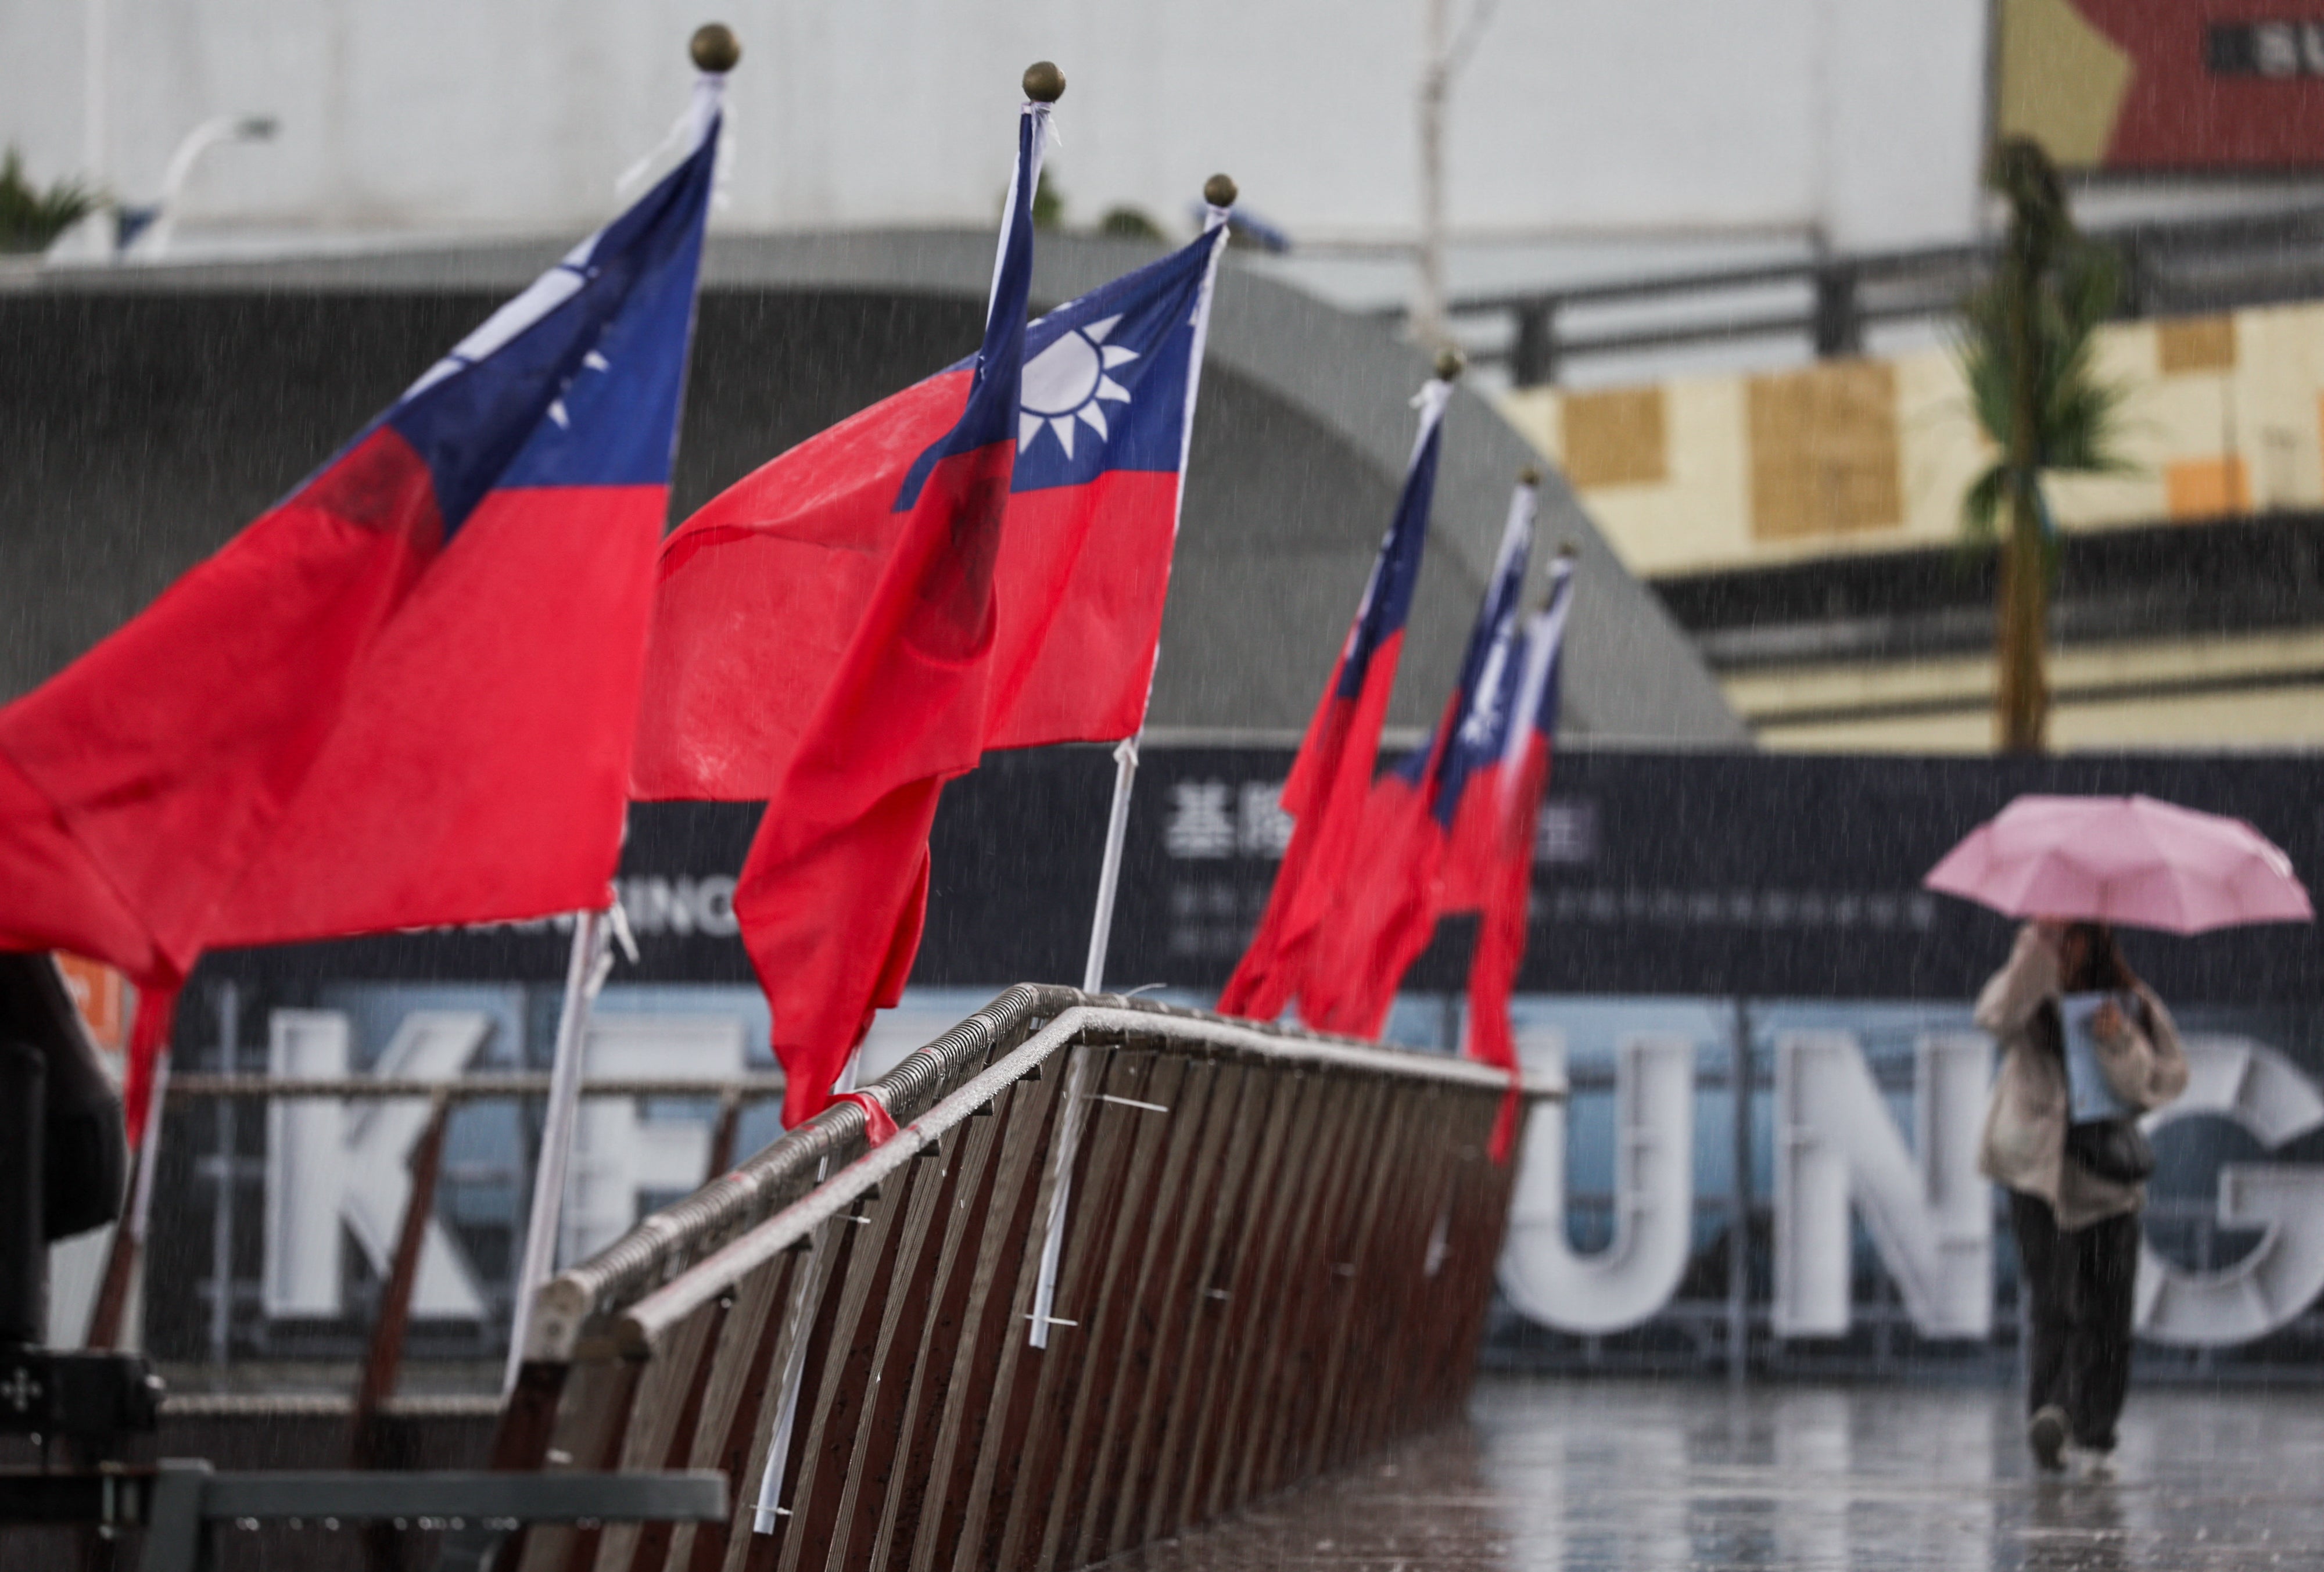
left=1975, top=923, right=2190, bottom=1230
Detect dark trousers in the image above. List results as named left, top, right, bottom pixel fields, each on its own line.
left=2011, top=1190, right=2139, bottom=1452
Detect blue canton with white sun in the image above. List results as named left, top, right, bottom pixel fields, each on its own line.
left=949, top=231, right=1217, bottom=495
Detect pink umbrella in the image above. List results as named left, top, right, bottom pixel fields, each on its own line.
left=1924, top=794, right=2314, bottom=935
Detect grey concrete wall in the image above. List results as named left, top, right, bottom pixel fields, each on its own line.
left=0, top=229, right=1745, bottom=745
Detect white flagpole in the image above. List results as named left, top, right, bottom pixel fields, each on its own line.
left=495, top=30, right=730, bottom=1393
left=1032, top=181, right=1238, bottom=1351
left=503, top=905, right=611, bottom=1392
left=1079, top=735, right=1139, bottom=995
left=1075, top=179, right=1236, bottom=1000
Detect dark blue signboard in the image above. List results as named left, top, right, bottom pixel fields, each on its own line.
left=203, top=746, right=2324, bottom=1010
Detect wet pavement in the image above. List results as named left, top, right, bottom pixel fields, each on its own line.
left=1109, top=1375, right=2324, bottom=1570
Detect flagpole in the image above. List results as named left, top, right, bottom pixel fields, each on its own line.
left=1074, top=175, right=1236, bottom=999
left=496, top=26, right=733, bottom=1391
left=503, top=905, right=609, bottom=1391
left=85, top=1040, right=168, bottom=1350
left=1031, top=179, right=1238, bottom=1348
left=1079, top=737, right=1139, bottom=995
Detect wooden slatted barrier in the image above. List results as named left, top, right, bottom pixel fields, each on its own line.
left=489, top=986, right=1552, bottom=1572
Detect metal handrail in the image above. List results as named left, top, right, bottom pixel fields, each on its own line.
left=523, top=984, right=1555, bottom=1361
left=493, top=985, right=1549, bottom=1572
left=164, top=1073, right=790, bottom=1101
left=608, top=1004, right=1547, bottom=1356
left=1444, top=240, right=1988, bottom=316
left=141, top=1068, right=789, bottom=1448
left=1438, top=200, right=2324, bottom=385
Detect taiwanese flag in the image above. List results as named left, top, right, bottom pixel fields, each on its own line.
left=985, top=213, right=1228, bottom=750
left=0, top=78, right=723, bottom=1138
left=1215, top=370, right=1455, bottom=1024
left=1300, top=477, right=1536, bottom=1038
left=713, top=96, right=1061, bottom=1128
left=632, top=195, right=1231, bottom=801
left=1467, top=557, right=1575, bottom=1160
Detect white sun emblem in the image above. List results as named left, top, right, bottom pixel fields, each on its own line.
left=1458, top=619, right=1517, bottom=747
left=546, top=349, right=612, bottom=429
left=1018, top=314, right=1138, bottom=458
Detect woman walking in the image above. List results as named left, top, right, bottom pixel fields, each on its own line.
left=1976, top=919, right=2187, bottom=1476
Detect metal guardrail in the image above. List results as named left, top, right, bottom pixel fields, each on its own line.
left=1437, top=202, right=2324, bottom=385
left=487, top=984, right=1553, bottom=1572
left=0, top=1462, right=726, bottom=1572
left=105, top=1069, right=792, bottom=1468
left=164, top=1074, right=791, bottom=1102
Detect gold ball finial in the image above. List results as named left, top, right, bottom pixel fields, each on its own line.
left=1203, top=173, right=1239, bottom=209
left=690, top=23, right=741, bottom=73
left=1519, top=465, right=1541, bottom=486
left=1023, top=60, right=1066, bottom=102
left=1434, top=346, right=1466, bottom=381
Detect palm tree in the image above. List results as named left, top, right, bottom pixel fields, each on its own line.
left=1959, top=138, right=2129, bottom=753
left=0, top=148, right=103, bottom=254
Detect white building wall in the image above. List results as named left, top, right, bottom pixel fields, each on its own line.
left=1, top=0, right=1992, bottom=251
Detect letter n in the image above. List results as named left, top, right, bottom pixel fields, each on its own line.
left=1773, top=1032, right=1992, bottom=1338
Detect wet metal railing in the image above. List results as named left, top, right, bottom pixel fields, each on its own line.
left=490, top=985, right=1551, bottom=1572
left=98, top=1068, right=787, bottom=1467
left=1436, top=200, right=2324, bottom=386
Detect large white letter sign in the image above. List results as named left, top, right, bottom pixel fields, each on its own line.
left=263, top=1010, right=490, bottom=1319
left=561, top=1015, right=749, bottom=1265
left=1773, top=1032, right=1992, bottom=1339
left=2136, top=1036, right=2324, bottom=1347
left=1498, top=1033, right=1696, bottom=1334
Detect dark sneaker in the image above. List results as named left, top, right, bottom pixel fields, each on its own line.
left=2028, top=1405, right=2069, bottom=1473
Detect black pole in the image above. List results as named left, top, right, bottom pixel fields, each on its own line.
left=1511, top=302, right=1556, bottom=387
left=0, top=957, right=160, bottom=1463
left=0, top=1038, right=46, bottom=1347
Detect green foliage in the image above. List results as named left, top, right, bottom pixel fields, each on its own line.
left=1095, top=206, right=1165, bottom=242
left=0, top=148, right=103, bottom=255
left=1031, top=170, right=1065, bottom=231
left=1955, top=166, right=2133, bottom=554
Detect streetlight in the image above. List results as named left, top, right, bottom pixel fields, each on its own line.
left=1412, top=0, right=1497, bottom=351
left=118, top=114, right=277, bottom=261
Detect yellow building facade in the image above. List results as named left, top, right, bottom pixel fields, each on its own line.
left=1501, top=301, right=2324, bottom=752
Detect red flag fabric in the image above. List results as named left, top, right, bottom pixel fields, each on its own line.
left=1299, top=480, right=1537, bottom=1038
left=733, top=100, right=1050, bottom=1128
left=1468, top=733, right=1548, bottom=1164
left=834, top=1088, right=901, bottom=1147
left=1296, top=760, right=1444, bottom=1035
left=1437, top=753, right=1513, bottom=914
left=0, top=758, right=165, bottom=981
left=631, top=217, right=1229, bottom=802
left=633, top=143, right=1232, bottom=1127
left=1465, top=562, right=1575, bottom=1161
left=0, top=85, right=724, bottom=1140
left=1215, top=375, right=1455, bottom=1023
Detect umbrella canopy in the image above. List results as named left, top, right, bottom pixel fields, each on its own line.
left=1924, top=794, right=2314, bottom=935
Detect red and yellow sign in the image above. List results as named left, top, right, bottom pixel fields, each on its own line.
left=2000, top=0, right=2324, bottom=171
left=55, top=953, right=131, bottom=1058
